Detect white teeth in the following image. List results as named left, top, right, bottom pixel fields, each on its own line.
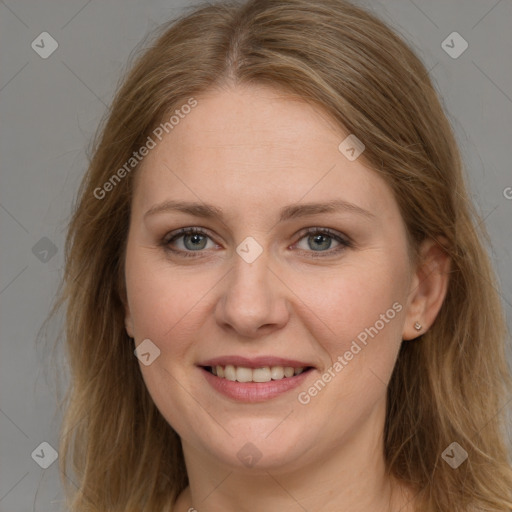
left=236, top=366, right=253, bottom=382
left=253, top=367, right=271, bottom=383
left=270, top=366, right=284, bottom=380
left=209, top=364, right=307, bottom=382
left=284, top=367, right=295, bottom=378
left=224, top=364, right=236, bottom=381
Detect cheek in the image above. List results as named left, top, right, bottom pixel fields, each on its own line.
left=303, top=257, right=407, bottom=341
left=298, top=254, right=408, bottom=391
left=124, top=247, right=201, bottom=348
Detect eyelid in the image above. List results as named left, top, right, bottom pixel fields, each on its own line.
left=162, top=226, right=352, bottom=258
left=294, top=226, right=351, bottom=245
left=162, top=227, right=219, bottom=256
left=162, top=226, right=216, bottom=245
left=292, top=227, right=352, bottom=257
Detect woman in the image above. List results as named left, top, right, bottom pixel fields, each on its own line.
left=50, top=0, right=512, bottom=510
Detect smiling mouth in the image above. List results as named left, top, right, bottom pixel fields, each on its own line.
left=203, top=365, right=314, bottom=383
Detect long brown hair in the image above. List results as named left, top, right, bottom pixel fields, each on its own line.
left=46, top=0, right=512, bottom=510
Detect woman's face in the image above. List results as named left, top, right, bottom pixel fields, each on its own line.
left=124, top=83, right=417, bottom=472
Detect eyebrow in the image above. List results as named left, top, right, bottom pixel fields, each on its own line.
left=144, top=199, right=375, bottom=222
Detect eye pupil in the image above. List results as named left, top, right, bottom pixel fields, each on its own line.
left=185, top=233, right=207, bottom=250
left=309, top=233, right=332, bottom=251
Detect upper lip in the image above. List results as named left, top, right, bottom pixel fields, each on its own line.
left=198, top=356, right=314, bottom=369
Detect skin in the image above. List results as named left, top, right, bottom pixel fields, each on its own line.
left=123, top=83, right=450, bottom=512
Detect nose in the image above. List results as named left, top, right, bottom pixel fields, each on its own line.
left=215, top=246, right=290, bottom=339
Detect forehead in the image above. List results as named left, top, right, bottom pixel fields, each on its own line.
left=132, top=84, right=397, bottom=224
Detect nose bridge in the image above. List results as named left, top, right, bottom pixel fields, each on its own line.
left=215, top=237, right=289, bottom=336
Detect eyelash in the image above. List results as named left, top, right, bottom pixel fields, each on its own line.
left=160, top=227, right=352, bottom=259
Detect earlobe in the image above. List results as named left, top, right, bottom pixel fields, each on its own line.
left=402, top=237, right=451, bottom=340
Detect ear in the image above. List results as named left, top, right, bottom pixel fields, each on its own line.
left=118, top=270, right=134, bottom=338
left=125, top=307, right=135, bottom=339
left=402, top=237, right=451, bottom=340
left=122, top=291, right=134, bottom=339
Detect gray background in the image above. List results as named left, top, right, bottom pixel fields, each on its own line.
left=1, top=0, right=511, bottom=510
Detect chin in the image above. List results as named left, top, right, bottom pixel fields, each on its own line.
left=188, top=419, right=319, bottom=472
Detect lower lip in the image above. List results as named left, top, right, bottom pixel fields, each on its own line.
left=200, top=367, right=312, bottom=402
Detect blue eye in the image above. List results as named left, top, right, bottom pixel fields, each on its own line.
left=295, top=228, right=352, bottom=256
left=162, top=227, right=351, bottom=258
left=163, top=228, right=216, bottom=256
